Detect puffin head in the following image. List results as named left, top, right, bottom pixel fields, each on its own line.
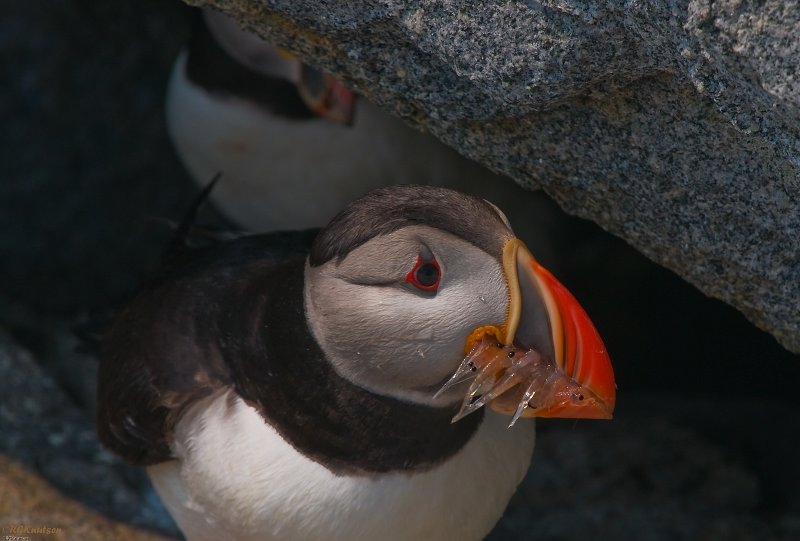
left=202, top=8, right=356, bottom=124
left=304, top=185, right=615, bottom=421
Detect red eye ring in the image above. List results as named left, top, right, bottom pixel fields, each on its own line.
left=406, top=255, right=441, bottom=292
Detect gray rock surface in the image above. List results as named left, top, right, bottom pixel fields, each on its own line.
left=185, top=0, right=800, bottom=352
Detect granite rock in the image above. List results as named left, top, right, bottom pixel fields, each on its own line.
left=185, top=0, right=800, bottom=352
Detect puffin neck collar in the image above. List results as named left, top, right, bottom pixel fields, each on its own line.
left=220, top=257, right=484, bottom=475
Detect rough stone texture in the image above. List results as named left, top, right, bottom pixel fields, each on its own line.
left=185, top=0, right=800, bottom=352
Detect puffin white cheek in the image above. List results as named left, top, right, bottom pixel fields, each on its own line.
left=305, top=261, right=510, bottom=403
left=379, top=280, right=509, bottom=385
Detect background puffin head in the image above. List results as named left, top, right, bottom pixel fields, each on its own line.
left=199, top=8, right=356, bottom=124
left=304, top=185, right=615, bottom=419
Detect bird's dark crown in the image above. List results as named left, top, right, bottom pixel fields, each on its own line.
left=309, top=185, right=512, bottom=267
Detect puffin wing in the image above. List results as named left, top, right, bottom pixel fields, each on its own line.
left=97, top=258, right=234, bottom=464
left=96, top=232, right=315, bottom=465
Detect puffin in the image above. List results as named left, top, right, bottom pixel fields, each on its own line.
left=97, top=185, right=615, bottom=541
left=166, top=8, right=552, bottom=236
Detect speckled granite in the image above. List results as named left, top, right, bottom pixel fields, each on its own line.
left=184, top=0, right=800, bottom=352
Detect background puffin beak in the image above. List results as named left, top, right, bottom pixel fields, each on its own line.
left=499, top=239, right=616, bottom=419
left=297, top=63, right=357, bottom=125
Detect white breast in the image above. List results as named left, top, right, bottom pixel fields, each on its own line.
left=148, top=390, right=535, bottom=541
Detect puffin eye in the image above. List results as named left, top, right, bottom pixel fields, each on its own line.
left=405, top=255, right=441, bottom=293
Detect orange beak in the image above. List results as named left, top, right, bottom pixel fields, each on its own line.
left=493, top=238, right=615, bottom=419
left=297, top=63, right=357, bottom=126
